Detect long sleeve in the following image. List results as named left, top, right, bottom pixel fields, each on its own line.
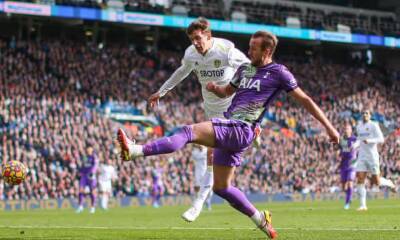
left=368, top=123, right=384, bottom=144
left=158, top=57, right=193, bottom=97
left=227, top=47, right=250, bottom=69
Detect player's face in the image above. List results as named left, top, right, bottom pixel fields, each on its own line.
left=344, top=125, right=352, bottom=137
left=188, top=30, right=211, bottom=55
left=248, top=37, right=267, bottom=67
left=362, top=111, right=371, bottom=122
left=86, top=147, right=93, bottom=155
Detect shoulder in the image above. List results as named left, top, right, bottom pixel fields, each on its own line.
left=237, top=62, right=254, bottom=75
left=371, top=121, right=380, bottom=128
left=274, top=63, right=292, bottom=74
left=214, top=38, right=235, bottom=53
left=183, top=45, right=197, bottom=59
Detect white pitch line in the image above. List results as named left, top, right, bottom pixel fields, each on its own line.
left=0, top=225, right=399, bottom=232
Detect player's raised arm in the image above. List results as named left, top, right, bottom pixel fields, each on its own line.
left=148, top=58, right=194, bottom=108
left=289, top=87, right=339, bottom=143
left=228, top=47, right=250, bottom=68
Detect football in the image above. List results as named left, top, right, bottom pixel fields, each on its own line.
left=1, top=161, right=27, bottom=185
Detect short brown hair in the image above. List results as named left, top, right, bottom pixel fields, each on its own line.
left=186, top=17, right=211, bottom=36
left=252, top=31, right=278, bottom=56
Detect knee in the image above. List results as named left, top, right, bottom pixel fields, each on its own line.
left=356, top=176, right=365, bottom=184
left=356, top=179, right=365, bottom=185
left=213, top=180, right=229, bottom=192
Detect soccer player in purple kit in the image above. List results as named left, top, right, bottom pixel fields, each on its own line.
left=117, top=31, right=339, bottom=239
left=76, top=145, right=99, bottom=214
left=151, top=162, right=164, bottom=208
left=338, top=124, right=359, bottom=210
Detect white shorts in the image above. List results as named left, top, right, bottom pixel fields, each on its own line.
left=99, top=180, right=112, bottom=193
left=194, top=161, right=207, bottom=187
left=355, top=158, right=380, bottom=175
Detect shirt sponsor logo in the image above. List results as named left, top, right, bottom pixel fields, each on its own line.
left=199, top=69, right=225, bottom=77
left=239, top=78, right=260, bottom=91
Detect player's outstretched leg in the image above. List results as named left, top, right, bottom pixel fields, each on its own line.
left=213, top=165, right=277, bottom=239
left=117, top=126, right=194, bottom=161
left=379, top=177, right=397, bottom=192
left=214, top=186, right=277, bottom=239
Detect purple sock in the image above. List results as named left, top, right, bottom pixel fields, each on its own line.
left=79, top=193, right=84, bottom=205
left=90, top=193, right=96, bottom=207
left=143, top=126, right=193, bottom=156
left=214, top=186, right=257, bottom=217
left=345, top=186, right=353, bottom=204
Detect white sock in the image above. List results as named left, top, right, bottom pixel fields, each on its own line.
left=250, top=210, right=263, bottom=227
left=205, top=190, right=213, bottom=209
left=357, top=184, right=367, bottom=208
left=193, top=167, right=213, bottom=210
left=379, top=177, right=395, bottom=188
left=101, top=194, right=108, bottom=209
left=129, top=144, right=143, bottom=157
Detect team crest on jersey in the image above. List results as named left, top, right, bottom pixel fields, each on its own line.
left=243, top=65, right=257, bottom=78
left=214, top=59, right=221, bottom=68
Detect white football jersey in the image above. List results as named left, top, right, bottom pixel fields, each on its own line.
left=158, top=37, right=249, bottom=115
left=356, top=121, right=384, bottom=162
left=99, top=164, right=117, bottom=182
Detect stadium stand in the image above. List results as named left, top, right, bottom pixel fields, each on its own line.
left=1, top=38, right=399, bottom=200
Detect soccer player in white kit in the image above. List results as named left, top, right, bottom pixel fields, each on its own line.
left=98, top=159, right=117, bottom=210
left=355, top=109, right=396, bottom=211
left=148, top=17, right=250, bottom=222
left=191, top=144, right=212, bottom=210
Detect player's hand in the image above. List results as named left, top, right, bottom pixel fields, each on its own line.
left=363, top=139, right=368, bottom=144
left=327, top=127, right=340, bottom=144
left=251, top=126, right=262, bottom=148
left=206, top=82, right=217, bottom=92
left=148, top=92, right=161, bottom=108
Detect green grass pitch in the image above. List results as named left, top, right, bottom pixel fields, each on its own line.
left=0, top=199, right=399, bottom=239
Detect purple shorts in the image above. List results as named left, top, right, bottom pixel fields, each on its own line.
left=79, top=174, right=97, bottom=189
left=340, top=168, right=355, bottom=183
left=211, top=118, right=255, bottom=167
left=152, top=184, right=163, bottom=195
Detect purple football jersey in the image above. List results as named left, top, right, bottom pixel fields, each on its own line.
left=80, top=154, right=99, bottom=175
left=224, top=62, right=298, bottom=124
left=152, top=168, right=163, bottom=185
left=339, top=136, right=358, bottom=170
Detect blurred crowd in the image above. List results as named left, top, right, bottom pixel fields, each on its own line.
left=11, top=0, right=400, bottom=37
left=0, top=38, right=399, bottom=201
